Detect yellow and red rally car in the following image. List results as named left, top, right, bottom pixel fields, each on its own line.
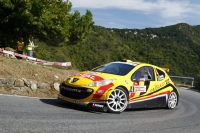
left=58, top=59, right=179, bottom=113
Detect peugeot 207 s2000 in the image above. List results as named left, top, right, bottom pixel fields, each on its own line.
left=58, top=59, right=179, bottom=113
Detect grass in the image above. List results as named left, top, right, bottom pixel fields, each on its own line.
left=0, top=54, right=79, bottom=98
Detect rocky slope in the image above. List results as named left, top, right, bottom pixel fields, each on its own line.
left=0, top=47, right=78, bottom=98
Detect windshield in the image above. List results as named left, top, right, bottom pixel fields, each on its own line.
left=92, top=62, right=135, bottom=76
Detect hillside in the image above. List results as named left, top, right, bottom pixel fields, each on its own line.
left=0, top=54, right=78, bottom=98
left=1, top=23, right=200, bottom=87
left=31, top=23, right=200, bottom=82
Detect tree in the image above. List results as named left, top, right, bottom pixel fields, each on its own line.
left=68, top=9, right=94, bottom=44
left=0, top=0, right=94, bottom=47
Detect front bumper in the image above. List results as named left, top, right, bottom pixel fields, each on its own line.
left=58, top=94, right=108, bottom=112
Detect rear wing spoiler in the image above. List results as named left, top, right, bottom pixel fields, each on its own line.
left=161, top=68, right=170, bottom=73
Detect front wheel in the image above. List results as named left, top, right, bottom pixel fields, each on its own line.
left=107, top=87, right=128, bottom=113
left=167, top=91, right=178, bottom=109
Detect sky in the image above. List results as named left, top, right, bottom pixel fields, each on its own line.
left=69, top=0, right=200, bottom=29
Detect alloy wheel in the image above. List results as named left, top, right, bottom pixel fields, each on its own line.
left=107, top=88, right=128, bottom=113
left=167, top=91, right=177, bottom=109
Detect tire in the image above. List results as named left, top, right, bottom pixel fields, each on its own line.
left=167, top=91, right=178, bottom=109
left=107, top=87, right=128, bottom=113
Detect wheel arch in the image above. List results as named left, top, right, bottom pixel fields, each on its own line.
left=116, top=85, right=130, bottom=100
left=106, top=85, right=129, bottom=113
left=173, top=87, right=179, bottom=106
left=105, top=85, right=130, bottom=101
left=170, top=84, right=179, bottom=106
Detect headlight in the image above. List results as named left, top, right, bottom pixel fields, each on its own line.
left=85, top=79, right=116, bottom=87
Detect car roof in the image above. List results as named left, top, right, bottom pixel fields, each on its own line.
left=115, top=60, right=170, bottom=73
left=112, top=60, right=159, bottom=68
left=110, top=61, right=143, bottom=66
left=105, top=60, right=169, bottom=73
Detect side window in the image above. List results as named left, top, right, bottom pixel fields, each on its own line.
left=147, top=67, right=155, bottom=81
left=131, top=66, right=155, bottom=81
left=131, top=68, right=143, bottom=81
left=156, top=68, right=165, bottom=81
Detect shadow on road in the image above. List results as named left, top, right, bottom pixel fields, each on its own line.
left=39, top=98, right=104, bottom=114
left=125, top=107, right=166, bottom=112
left=39, top=98, right=166, bottom=114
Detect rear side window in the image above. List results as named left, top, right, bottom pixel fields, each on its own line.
left=156, top=68, right=165, bottom=81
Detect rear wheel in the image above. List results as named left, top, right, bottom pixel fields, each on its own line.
left=107, top=87, right=128, bottom=113
left=167, top=91, right=178, bottom=109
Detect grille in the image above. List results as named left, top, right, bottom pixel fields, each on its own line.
left=60, top=84, right=93, bottom=99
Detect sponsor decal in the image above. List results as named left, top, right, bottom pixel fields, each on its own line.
left=92, top=103, right=104, bottom=108
left=150, top=79, right=170, bottom=93
left=134, top=86, right=146, bottom=92
left=61, top=86, right=81, bottom=93
left=158, top=75, right=164, bottom=80
left=129, top=92, right=169, bottom=103
left=75, top=72, right=104, bottom=81
left=76, top=73, right=96, bottom=80
left=92, top=83, right=114, bottom=99
left=97, top=90, right=104, bottom=94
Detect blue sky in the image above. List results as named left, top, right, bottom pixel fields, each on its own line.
left=69, top=0, right=200, bottom=29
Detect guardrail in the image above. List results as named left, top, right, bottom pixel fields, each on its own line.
left=170, top=76, right=194, bottom=87
left=0, top=48, right=72, bottom=67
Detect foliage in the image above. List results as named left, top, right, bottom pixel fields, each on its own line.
left=0, top=0, right=94, bottom=47
left=32, top=23, right=200, bottom=80
left=1, top=1, right=200, bottom=85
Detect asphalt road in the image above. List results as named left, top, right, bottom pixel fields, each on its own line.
left=0, top=87, right=200, bottom=133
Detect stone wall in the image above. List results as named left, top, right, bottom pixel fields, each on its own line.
left=0, top=77, right=60, bottom=93
left=0, top=47, right=60, bottom=96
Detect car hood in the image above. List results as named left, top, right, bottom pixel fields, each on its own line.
left=63, top=71, right=121, bottom=86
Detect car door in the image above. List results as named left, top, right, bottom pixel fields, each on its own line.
left=149, top=67, right=169, bottom=107
left=129, top=66, right=157, bottom=108
left=130, top=66, right=156, bottom=96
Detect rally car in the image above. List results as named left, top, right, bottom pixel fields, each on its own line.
left=58, top=59, right=179, bottom=113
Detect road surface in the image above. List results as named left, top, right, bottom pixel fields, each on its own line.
left=0, top=87, right=199, bottom=133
